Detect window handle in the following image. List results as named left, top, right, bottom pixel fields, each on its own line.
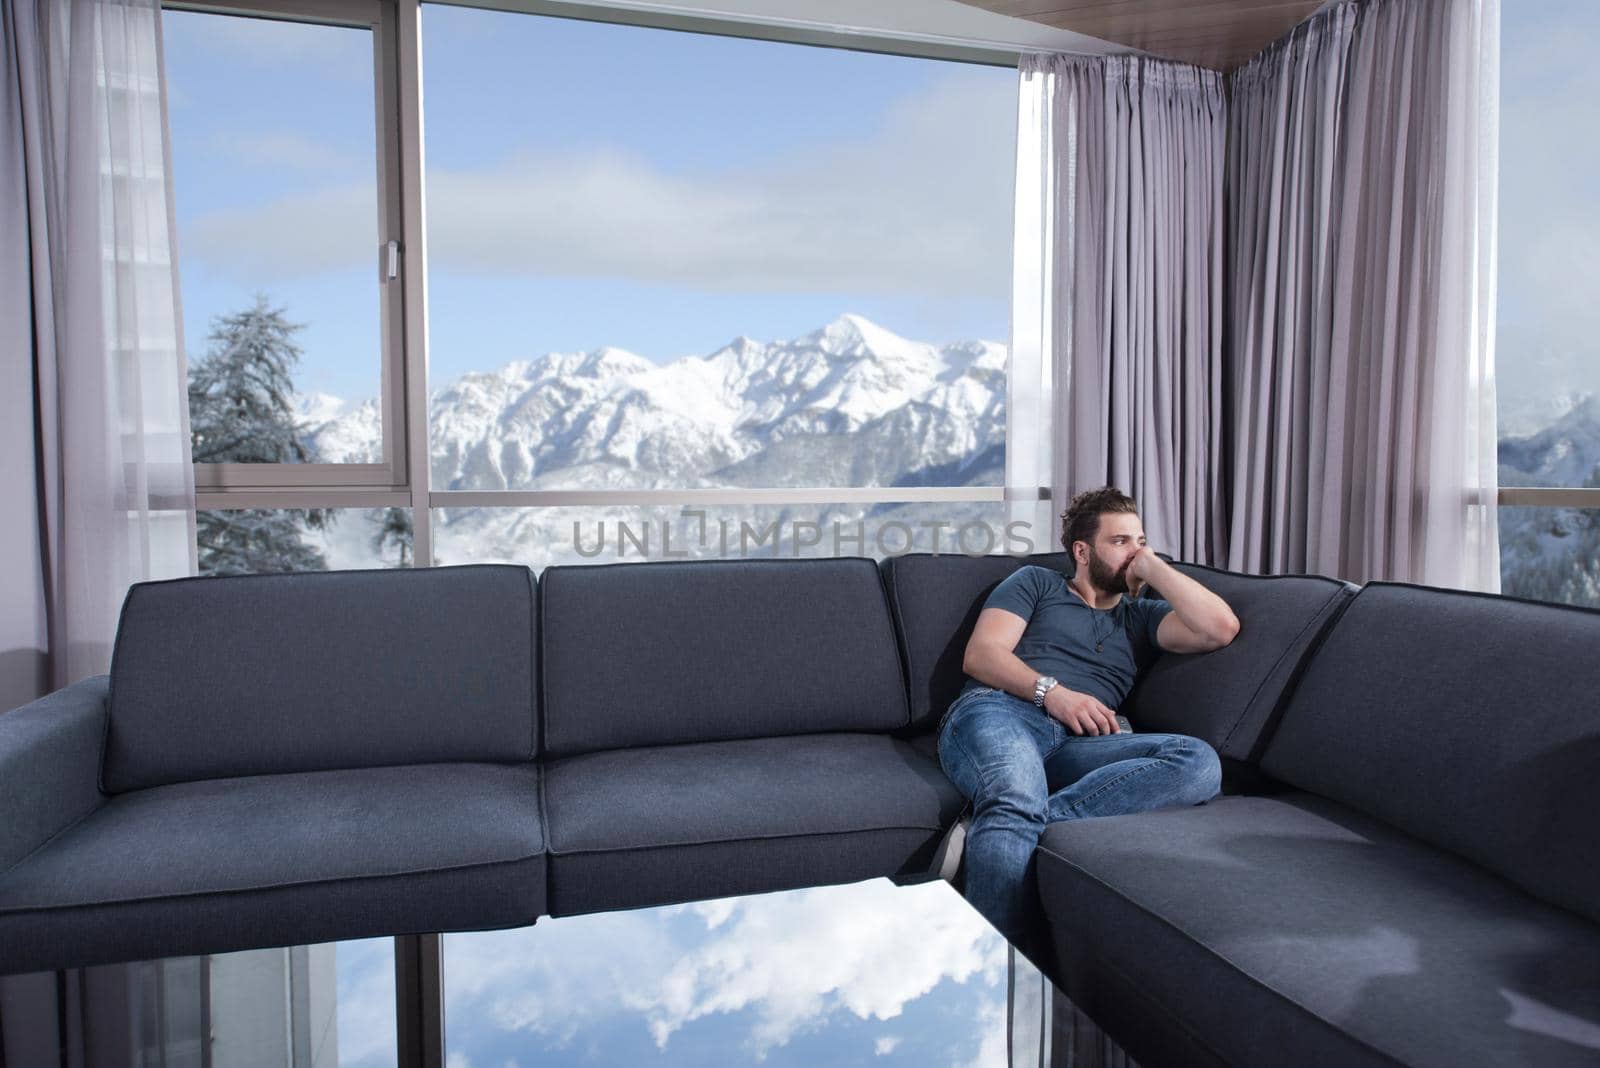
left=386, top=240, right=401, bottom=280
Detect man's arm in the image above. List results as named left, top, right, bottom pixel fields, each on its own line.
left=1129, top=550, right=1240, bottom=654
left=963, top=608, right=1121, bottom=735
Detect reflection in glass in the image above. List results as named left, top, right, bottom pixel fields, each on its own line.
left=0, top=940, right=396, bottom=1067
left=443, top=881, right=1010, bottom=1066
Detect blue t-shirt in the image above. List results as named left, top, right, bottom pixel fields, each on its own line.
left=959, top=566, right=1174, bottom=710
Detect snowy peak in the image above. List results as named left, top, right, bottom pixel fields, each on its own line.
left=807, top=313, right=914, bottom=357
left=294, top=391, right=346, bottom=427
left=301, top=315, right=1009, bottom=494
left=572, top=346, right=654, bottom=380
left=1499, top=391, right=1600, bottom=487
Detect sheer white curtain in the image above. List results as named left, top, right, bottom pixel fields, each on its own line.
left=1006, top=56, right=1061, bottom=554
left=1429, top=0, right=1500, bottom=592
left=2, top=0, right=194, bottom=704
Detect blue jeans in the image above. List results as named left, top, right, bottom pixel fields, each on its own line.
left=936, top=685, right=1221, bottom=953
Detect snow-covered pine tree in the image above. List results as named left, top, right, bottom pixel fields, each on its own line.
left=370, top=507, right=413, bottom=567
left=196, top=511, right=330, bottom=575
left=189, top=294, right=333, bottom=575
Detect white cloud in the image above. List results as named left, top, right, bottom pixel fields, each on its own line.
left=955, top=997, right=1009, bottom=1068
left=875, top=1034, right=903, bottom=1055
left=691, top=897, right=740, bottom=929
left=187, top=183, right=379, bottom=286
left=181, top=70, right=1016, bottom=300
left=441, top=880, right=1007, bottom=1061
left=444, top=910, right=684, bottom=1048
left=632, top=880, right=1006, bottom=1056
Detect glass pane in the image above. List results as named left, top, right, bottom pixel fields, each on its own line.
left=4, top=939, right=396, bottom=1067
left=429, top=502, right=1041, bottom=572
left=443, top=881, right=1010, bottom=1066
left=198, top=508, right=414, bottom=575
left=416, top=7, right=1014, bottom=490
left=1498, top=507, right=1600, bottom=608
left=164, top=11, right=383, bottom=463
left=210, top=940, right=397, bottom=1067
left=1497, top=3, right=1600, bottom=488
left=335, top=938, right=401, bottom=1068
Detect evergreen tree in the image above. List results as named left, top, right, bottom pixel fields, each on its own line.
left=1501, top=463, right=1600, bottom=608
left=197, top=511, right=331, bottom=576
left=189, top=294, right=332, bottom=575
left=370, top=507, right=414, bottom=567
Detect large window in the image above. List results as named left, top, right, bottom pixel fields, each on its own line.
left=410, top=7, right=1015, bottom=499
left=170, top=0, right=1039, bottom=572
left=1497, top=0, right=1600, bottom=606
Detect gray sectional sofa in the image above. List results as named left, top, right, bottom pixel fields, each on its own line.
left=1036, top=574, right=1600, bottom=1068
left=3, top=552, right=1598, bottom=1067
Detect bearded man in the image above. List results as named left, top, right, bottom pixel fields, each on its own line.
left=935, top=486, right=1240, bottom=955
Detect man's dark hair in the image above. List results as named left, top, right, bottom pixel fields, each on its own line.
left=1060, top=486, right=1139, bottom=554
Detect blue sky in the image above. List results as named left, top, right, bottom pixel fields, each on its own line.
left=163, top=6, right=1017, bottom=403
left=166, top=4, right=1595, bottom=426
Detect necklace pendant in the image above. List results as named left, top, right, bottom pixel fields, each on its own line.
left=1096, top=643, right=1104, bottom=653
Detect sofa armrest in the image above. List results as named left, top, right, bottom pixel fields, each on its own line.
left=0, top=675, right=109, bottom=872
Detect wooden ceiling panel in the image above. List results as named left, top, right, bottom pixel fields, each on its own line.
left=958, top=0, right=1328, bottom=71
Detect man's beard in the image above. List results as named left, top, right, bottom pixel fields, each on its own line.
left=1086, top=548, right=1130, bottom=595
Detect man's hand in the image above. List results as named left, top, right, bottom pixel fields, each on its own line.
left=1043, top=685, right=1122, bottom=736
left=1125, top=545, right=1162, bottom=598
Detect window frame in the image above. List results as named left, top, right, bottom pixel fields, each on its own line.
left=179, top=0, right=1052, bottom=567
left=169, top=0, right=414, bottom=502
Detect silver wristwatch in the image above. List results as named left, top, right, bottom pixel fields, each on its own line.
left=1033, top=675, right=1059, bottom=707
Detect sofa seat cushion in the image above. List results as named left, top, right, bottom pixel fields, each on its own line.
left=0, top=763, right=545, bottom=974
left=545, top=733, right=965, bottom=916
left=1035, top=794, right=1600, bottom=1068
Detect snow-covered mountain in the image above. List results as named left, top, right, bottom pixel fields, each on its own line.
left=297, top=316, right=1600, bottom=606
left=301, top=314, right=1011, bottom=568
left=1497, top=391, right=1600, bottom=606
left=1498, top=393, right=1600, bottom=489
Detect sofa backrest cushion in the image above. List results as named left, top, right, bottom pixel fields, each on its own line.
left=1261, top=582, right=1600, bottom=923
left=105, top=565, right=537, bottom=793
left=1124, top=563, right=1356, bottom=761
left=880, top=552, right=1073, bottom=731
left=540, top=557, right=908, bottom=757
